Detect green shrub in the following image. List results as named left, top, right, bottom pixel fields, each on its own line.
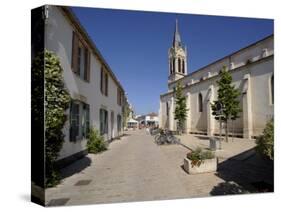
left=186, top=148, right=215, bottom=167
left=45, top=51, right=70, bottom=187
left=32, top=50, right=71, bottom=187
left=256, top=119, right=274, bottom=160
left=87, top=128, right=108, bottom=154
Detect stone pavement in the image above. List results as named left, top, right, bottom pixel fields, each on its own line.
left=46, top=130, right=273, bottom=206
left=177, top=134, right=257, bottom=161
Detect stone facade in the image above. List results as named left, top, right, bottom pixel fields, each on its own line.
left=159, top=20, right=274, bottom=139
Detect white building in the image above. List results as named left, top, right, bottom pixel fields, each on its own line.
left=43, top=6, right=127, bottom=166
left=126, top=103, right=138, bottom=129
left=137, top=113, right=159, bottom=127
left=159, top=20, right=274, bottom=139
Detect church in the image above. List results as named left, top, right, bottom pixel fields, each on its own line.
left=159, top=20, right=274, bottom=139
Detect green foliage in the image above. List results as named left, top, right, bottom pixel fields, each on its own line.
left=256, top=119, right=274, bottom=160
left=123, top=102, right=130, bottom=129
left=87, top=128, right=108, bottom=154
left=40, top=50, right=71, bottom=187
left=186, top=148, right=215, bottom=167
left=211, top=66, right=242, bottom=142
left=174, top=83, right=188, bottom=133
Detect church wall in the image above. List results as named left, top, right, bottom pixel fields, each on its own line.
left=168, top=36, right=273, bottom=92
left=161, top=55, right=273, bottom=138
left=185, top=80, right=209, bottom=133
left=248, top=57, right=274, bottom=136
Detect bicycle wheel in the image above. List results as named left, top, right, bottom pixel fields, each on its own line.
left=154, top=134, right=160, bottom=143
left=159, top=135, right=166, bottom=144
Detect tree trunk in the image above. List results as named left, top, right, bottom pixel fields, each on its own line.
left=232, top=119, right=234, bottom=142
left=225, top=120, right=228, bottom=142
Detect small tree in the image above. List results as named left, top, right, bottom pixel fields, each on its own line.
left=122, top=103, right=130, bottom=129
left=211, top=66, right=241, bottom=142
left=256, top=119, right=274, bottom=160
left=174, top=83, right=188, bottom=134
left=87, top=128, right=108, bottom=154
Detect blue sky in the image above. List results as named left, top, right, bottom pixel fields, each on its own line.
left=71, top=7, right=273, bottom=115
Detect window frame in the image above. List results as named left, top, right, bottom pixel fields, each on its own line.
left=100, top=108, right=108, bottom=135
left=71, top=31, right=91, bottom=82
left=198, top=93, right=203, bottom=113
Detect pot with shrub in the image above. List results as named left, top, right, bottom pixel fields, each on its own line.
left=184, top=148, right=217, bottom=174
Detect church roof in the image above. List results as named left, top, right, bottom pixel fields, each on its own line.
left=173, top=19, right=182, bottom=47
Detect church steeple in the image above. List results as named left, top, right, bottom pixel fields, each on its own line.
left=173, top=19, right=182, bottom=48
left=168, top=19, right=188, bottom=83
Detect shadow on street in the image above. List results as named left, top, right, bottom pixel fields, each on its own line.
left=60, top=156, right=92, bottom=179
left=210, top=148, right=273, bottom=196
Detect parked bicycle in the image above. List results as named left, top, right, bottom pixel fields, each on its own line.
left=150, top=127, right=160, bottom=136
left=154, top=129, right=180, bottom=145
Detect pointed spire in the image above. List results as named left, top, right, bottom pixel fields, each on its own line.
left=173, top=19, right=182, bottom=47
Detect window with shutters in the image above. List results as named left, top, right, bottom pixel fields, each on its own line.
left=70, top=101, right=80, bottom=142
left=69, top=100, right=90, bottom=142
left=100, top=67, right=108, bottom=96
left=100, top=108, right=108, bottom=135
left=117, top=114, right=122, bottom=133
left=117, top=88, right=122, bottom=106
left=82, top=103, right=90, bottom=138
left=71, top=31, right=91, bottom=82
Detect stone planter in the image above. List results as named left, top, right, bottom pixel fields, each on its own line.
left=183, top=157, right=217, bottom=174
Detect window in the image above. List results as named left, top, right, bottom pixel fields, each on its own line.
left=117, top=114, right=122, bottom=133
left=117, top=88, right=122, bottom=106
left=71, top=31, right=91, bottom=82
left=198, top=93, right=203, bottom=112
left=173, top=59, right=175, bottom=74
left=166, top=102, right=169, bottom=116
left=271, top=75, right=274, bottom=104
left=69, top=100, right=90, bottom=142
left=83, top=48, right=90, bottom=82
left=100, top=108, right=108, bottom=135
left=100, top=67, right=108, bottom=96
left=82, top=103, right=90, bottom=138
left=70, top=101, right=80, bottom=142
left=77, top=46, right=82, bottom=75
left=182, top=59, right=185, bottom=73
left=178, top=58, right=181, bottom=73
left=170, top=59, right=173, bottom=74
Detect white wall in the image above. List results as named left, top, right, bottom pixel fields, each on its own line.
left=160, top=36, right=274, bottom=138
left=45, top=6, right=124, bottom=160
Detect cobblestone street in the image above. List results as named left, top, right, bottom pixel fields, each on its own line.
left=46, top=130, right=272, bottom=206
left=46, top=130, right=226, bottom=206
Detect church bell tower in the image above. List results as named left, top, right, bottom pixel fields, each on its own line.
left=168, top=19, right=187, bottom=83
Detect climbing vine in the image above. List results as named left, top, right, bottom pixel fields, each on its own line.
left=32, top=50, right=70, bottom=187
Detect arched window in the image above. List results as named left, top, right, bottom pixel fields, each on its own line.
left=170, top=59, right=172, bottom=74
left=198, top=93, right=203, bottom=112
left=178, top=58, right=181, bottom=73
left=271, top=75, right=274, bottom=104
left=182, top=59, right=185, bottom=73
left=173, top=59, right=175, bottom=74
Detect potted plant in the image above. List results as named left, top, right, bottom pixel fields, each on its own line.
left=184, top=148, right=217, bottom=174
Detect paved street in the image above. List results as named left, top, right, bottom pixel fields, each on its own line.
left=46, top=130, right=271, bottom=205
left=46, top=130, right=225, bottom=206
